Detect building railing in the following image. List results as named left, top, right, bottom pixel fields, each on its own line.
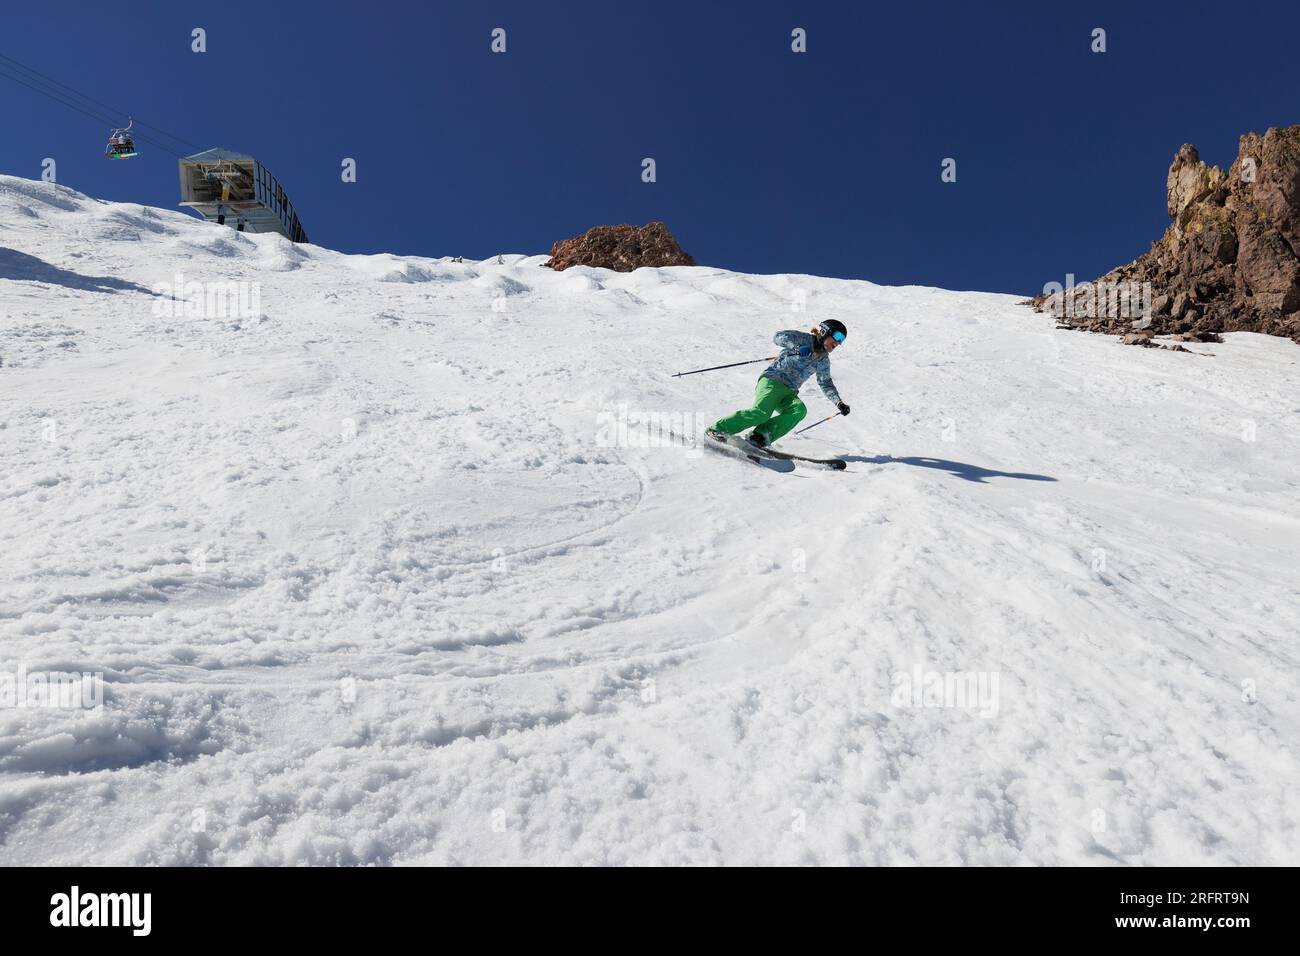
left=253, top=161, right=309, bottom=243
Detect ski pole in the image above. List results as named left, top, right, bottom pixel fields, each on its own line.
left=672, top=356, right=776, bottom=378
left=794, top=412, right=841, bottom=436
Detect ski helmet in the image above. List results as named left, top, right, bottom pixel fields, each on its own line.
left=817, top=320, right=847, bottom=343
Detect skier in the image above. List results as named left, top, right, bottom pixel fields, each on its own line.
left=708, top=320, right=850, bottom=449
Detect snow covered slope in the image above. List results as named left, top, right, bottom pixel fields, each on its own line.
left=2, top=175, right=1298, bottom=865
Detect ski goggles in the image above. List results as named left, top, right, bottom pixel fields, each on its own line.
left=830, top=330, right=846, bottom=343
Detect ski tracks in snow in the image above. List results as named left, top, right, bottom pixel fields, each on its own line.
left=2, top=176, right=1298, bottom=864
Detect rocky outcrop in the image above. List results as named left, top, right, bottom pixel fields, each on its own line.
left=543, top=222, right=695, bottom=272
left=1030, top=126, right=1300, bottom=343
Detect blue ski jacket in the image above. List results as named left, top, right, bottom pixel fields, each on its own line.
left=760, top=331, right=841, bottom=404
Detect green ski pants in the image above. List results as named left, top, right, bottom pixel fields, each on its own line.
left=711, top=377, right=807, bottom=442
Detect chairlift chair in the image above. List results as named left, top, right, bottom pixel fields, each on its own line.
left=106, top=118, right=137, bottom=159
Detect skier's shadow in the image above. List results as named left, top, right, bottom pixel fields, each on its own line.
left=842, top=455, right=1056, bottom=485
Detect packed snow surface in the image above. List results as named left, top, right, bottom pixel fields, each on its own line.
left=1, top=175, right=1298, bottom=865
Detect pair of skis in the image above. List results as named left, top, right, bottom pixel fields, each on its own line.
left=703, top=429, right=847, bottom=471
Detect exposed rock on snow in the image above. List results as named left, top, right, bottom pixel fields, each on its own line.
left=543, top=221, right=696, bottom=272
left=1032, top=126, right=1300, bottom=343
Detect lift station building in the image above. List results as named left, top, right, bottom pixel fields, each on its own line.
left=178, top=148, right=309, bottom=243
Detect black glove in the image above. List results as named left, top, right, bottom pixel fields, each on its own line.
left=836, top=402, right=850, bottom=416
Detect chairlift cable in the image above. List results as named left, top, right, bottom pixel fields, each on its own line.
left=0, top=53, right=196, bottom=157
left=0, top=63, right=184, bottom=159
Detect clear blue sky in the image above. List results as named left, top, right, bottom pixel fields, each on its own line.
left=3, top=0, right=1297, bottom=295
